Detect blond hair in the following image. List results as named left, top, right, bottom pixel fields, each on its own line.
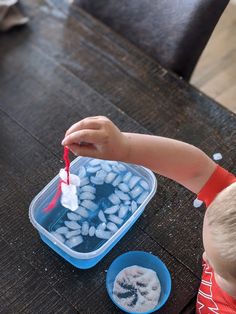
left=206, top=182, right=236, bottom=266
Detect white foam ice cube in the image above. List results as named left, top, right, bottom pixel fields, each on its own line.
left=64, top=220, right=81, bottom=230
left=118, top=183, right=130, bottom=193
left=117, top=163, right=127, bottom=172
left=137, top=191, right=149, bottom=204
left=67, top=212, right=81, bottom=221
left=90, top=175, right=104, bottom=185
left=81, top=200, right=98, bottom=211
left=55, top=226, right=69, bottom=234
left=123, top=171, right=132, bottom=183
left=79, top=192, right=95, bottom=200
left=124, top=200, right=131, bottom=205
left=193, top=198, right=203, bottom=208
left=89, top=226, right=96, bottom=236
left=128, top=176, right=141, bottom=189
left=106, top=222, right=118, bottom=233
left=115, top=189, right=130, bottom=201
left=65, top=235, right=83, bottom=248
left=130, top=186, right=143, bottom=199
left=108, top=193, right=121, bottom=205
left=118, top=205, right=129, bottom=219
left=104, top=205, right=119, bottom=214
left=140, top=180, right=149, bottom=190
left=95, top=229, right=112, bottom=240
left=98, top=210, right=107, bottom=222
left=95, top=169, right=107, bottom=180
left=65, top=229, right=81, bottom=239
left=108, top=215, right=124, bottom=225
left=75, top=206, right=89, bottom=218
left=107, top=161, right=119, bottom=166
left=59, top=169, right=80, bottom=186
left=112, top=165, right=120, bottom=173
left=86, top=165, right=101, bottom=173
left=51, top=232, right=65, bottom=243
left=105, top=172, right=117, bottom=184
left=112, top=175, right=123, bottom=187
left=97, top=222, right=106, bottom=230
left=78, top=166, right=86, bottom=178
left=80, top=185, right=96, bottom=194
left=89, top=159, right=101, bottom=166
left=80, top=177, right=90, bottom=186
left=131, top=200, right=138, bottom=213
left=101, top=163, right=112, bottom=172
left=213, top=153, right=222, bottom=161
left=82, top=221, right=89, bottom=236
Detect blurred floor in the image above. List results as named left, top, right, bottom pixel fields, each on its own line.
left=191, top=0, right=236, bottom=113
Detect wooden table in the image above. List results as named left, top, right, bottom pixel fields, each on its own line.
left=0, top=1, right=235, bottom=313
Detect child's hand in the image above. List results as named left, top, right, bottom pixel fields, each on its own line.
left=61, top=116, right=129, bottom=161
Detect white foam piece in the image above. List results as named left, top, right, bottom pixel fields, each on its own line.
left=108, top=193, right=121, bottom=205
left=65, top=235, right=83, bottom=248
left=61, top=183, right=79, bottom=211
left=79, top=177, right=90, bottom=186
left=81, top=200, right=98, bottom=211
left=67, top=212, right=81, bottom=221
left=105, top=172, right=117, bottom=184
left=89, top=226, right=96, bottom=237
left=80, top=185, right=96, bottom=194
left=107, top=160, right=119, bottom=166
left=59, top=169, right=80, bottom=186
left=79, top=192, right=95, bottom=200
left=213, top=153, right=223, bottom=161
left=140, top=180, right=149, bottom=190
left=82, top=221, right=89, bottom=236
left=118, top=205, right=129, bottom=219
left=101, top=163, right=112, bottom=172
left=98, top=210, right=107, bottom=222
left=75, top=206, right=89, bottom=218
left=123, top=171, right=132, bottom=183
left=104, top=205, right=119, bottom=214
left=131, top=200, right=138, bottom=213
left=112, top=165, right=120, bottom=173
left=129, top=176, right=141, bottom=189
left=117, top=163, right=127, bottom=172
left=112, top=175, right=123, bottom=187
left=113, top=265, right=161, bottom=313
left=64, top=220, right=81, bottom=230
left=78, top=166, right=86, bottom=178
left=115, top=189, right=130, bottom=201
left=95, top=229, right=112, bottom=240
left=124, top=200, right=131, bottom=205
left=137, top=191, right=149, bottom=204
left=193, top=198, right=203, bottom=208
left=55, top=226, right=69, bottom=234
left=65, top=229, right=81, bottom=239
left=51, top=232, right=65, bottom=243
left=89, top=159, right=101, bottom=166
left=118, top=183, right=130, bottom=193
left=106, top=222, right=118, bottom=233
left=108, top=214, right=124, bottom=225
left=90, top=176, right=104, bottom=185
left=130, top=186, right=143, bottom=199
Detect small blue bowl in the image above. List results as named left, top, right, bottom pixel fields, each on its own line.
left=106, top=251, right=171, bottom=314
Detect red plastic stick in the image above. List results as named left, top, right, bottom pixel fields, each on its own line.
left=43, top=147, right=71, bottom=213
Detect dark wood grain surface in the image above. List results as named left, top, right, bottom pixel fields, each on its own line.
left=0, top=0, right=235, bottom=313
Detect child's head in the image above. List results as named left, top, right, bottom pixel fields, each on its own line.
left=203, top=182, right=236, bottom=297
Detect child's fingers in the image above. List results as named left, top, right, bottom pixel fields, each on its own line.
left=62, top=129, right=105, bottom=146
left=68, top=143, right=100, bottom=159
left=65, top=117, right=102, bottom=136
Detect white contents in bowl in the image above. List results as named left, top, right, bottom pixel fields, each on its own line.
left=113, top=265, right=161, bottom=313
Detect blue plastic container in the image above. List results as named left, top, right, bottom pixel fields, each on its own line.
left=29, top=157, right=157, bottom=269
left=106, top=251, right=172, bottom=313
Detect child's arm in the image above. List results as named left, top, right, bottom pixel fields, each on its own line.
left=62, top=116, right=216, bottom=193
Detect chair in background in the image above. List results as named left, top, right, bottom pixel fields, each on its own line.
left=76, top=0, right=229, bottom=80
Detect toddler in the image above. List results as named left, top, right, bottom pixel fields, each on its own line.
left=62, top=116, right=236, bottom=313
